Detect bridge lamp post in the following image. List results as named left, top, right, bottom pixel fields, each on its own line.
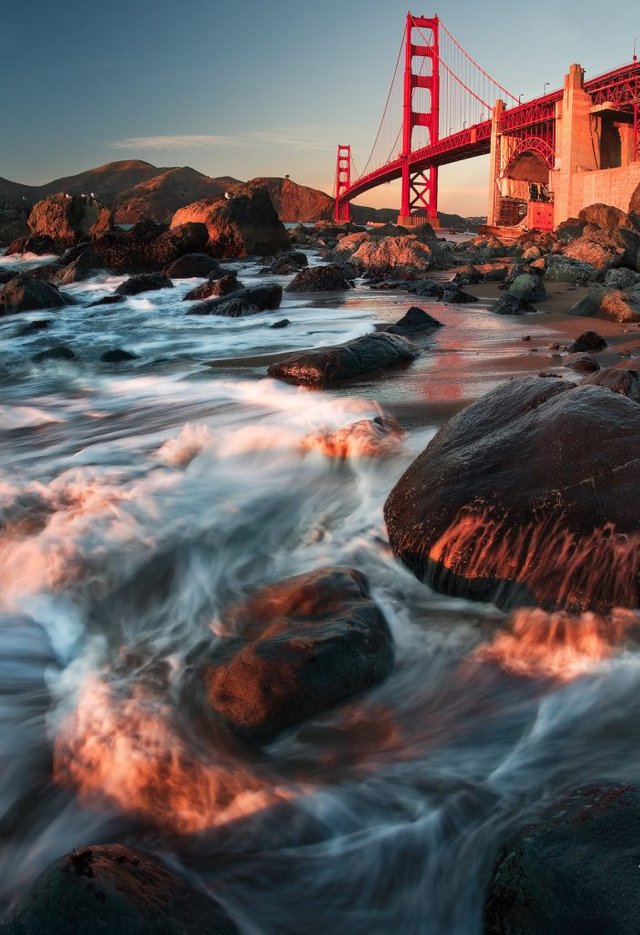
left=544, top=81, right=550, bottom=95
left=634, top=37, right=638, bottom=62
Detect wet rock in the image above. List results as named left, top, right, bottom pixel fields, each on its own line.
left=383, top=375, right=640, bottom=613
left=269, top=318, right=290, bottom=329
left=0, top=276, right=73, bottom=315
left=301, top=416, right=404, bottom=459
left=27, top=194, right=112, bottom=249
left=581, top=367, right=640, bottom=401
left=567, top=330, right=607, bottom=353
left=3, top=843, right=238, bottom=934
left=450, top=264, right=482, bottom=286
left=268, top=331, right=419, bottom=387
left=564, top=352, right=600, bottom=372
left=202, top=567, right=394, bottom=744
left=4, top=234, right=57, bottom=257
left=543, top=255, right=601, bottom=282
left=485, top=785, right=640, bottom=935
left=88, top=294, right=126, bottom=307
left=260, top=250, right=308, bottom=274
left=569, top=286, right=640, bottom=323
left=32, top=345, right=77, bottom=363
left=491, top=294, right=538, bottom=316
left=285, top=264, right=353, bottom=292
left=555, top=217, right=586, bottom=243
left=15, top=319, right=53, bottom=336
left=184, top=273, right=240, bottom=301
left=442, top=289, right=478, bottom=304
left=100, top=349, right=138, bottom=362
left=189, top=283, right=282, bottom=317
left=407, top=279, right=445, bottom=298
left=385, top=306, right=443, bottom=335
left=164, top=253, right=223, bottom=278
left=506, top=273, right=548, bottom=303
left=170, top=185, right=289, bottom=257
left=115, top=272, right=174, bottom=296
left=92, top=220, right=208, bottom=272
left=478, top=263, right=509, bottom=282
left=0, top=269, right=16, bottom=285
left=52, top=248, right=102, bottom=285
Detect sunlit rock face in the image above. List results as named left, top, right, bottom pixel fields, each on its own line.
left=384, top=375, right=640, bottom=613
left=28, top=193, right=112, bottom=249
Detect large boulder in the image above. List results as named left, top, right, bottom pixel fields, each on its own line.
left=115, top=272, right=174, bottom=296
left=505, top=272, right=548, bottom=303
left=578, top=202, right=627, bottom=230
left=170, top=185, right=289, bottom=257
left=543, top=254, right=601, bottom=282
left=2, top=844, right=238, bottom=934
left=385, top=306, right=443, bottom=335
left=202, top=567, right=394, bottom=744
left=52, top=248, right=102, bottom=285
left=92, top=220, right=208, bottom=272
left=285, top=264, right=353, bottom=292
left=351, top=235, right=450, bottom=275
left=581, top=367, right=640, bottom=401
left=562, top=226, right=626, bottom=271
left=268, top=331, right=419, bottom=387
left=4, top=234, right=57, bottom=256
left=0, top=275, right=73, bottom=315
left=28, top=194, right=112, bottom=249
left=164, top=252, right=222, bottom=279
left=188, top=283, right=282, bottom=317
left=485, top=785, right=640, bottom=935
left=384, top=375, right=640, bottom=613
left=569, top=285, right=640, bottom=323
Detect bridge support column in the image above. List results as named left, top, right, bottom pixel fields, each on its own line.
left=553, top=64, right=598, bottom=225
left=333, top=144, right=351, bottom=223
left=487, top=100, right=505, bottom=226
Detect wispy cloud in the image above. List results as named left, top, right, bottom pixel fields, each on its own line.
left=109, top=125, right=341, bottom=153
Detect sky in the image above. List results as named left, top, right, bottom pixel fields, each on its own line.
left=1, top=0, right=639, bottom=216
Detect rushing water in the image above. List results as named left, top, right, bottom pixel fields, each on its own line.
left=2, top=248, right=640, bottom=933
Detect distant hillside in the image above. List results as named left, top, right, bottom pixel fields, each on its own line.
left=0, top=160, right=484, bottom=229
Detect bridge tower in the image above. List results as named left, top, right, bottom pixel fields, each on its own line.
left=334, top=144, right=351, bottom=222
left=398, top=13, right=440, bottom=226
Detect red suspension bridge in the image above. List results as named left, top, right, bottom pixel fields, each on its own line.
left=334, top=12, right=640, bottom=227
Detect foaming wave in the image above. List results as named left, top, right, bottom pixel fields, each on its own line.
left=53, top=673, right=296, bottom=834
left=474, top=606, right=640, bottom=680
left=156, top=423, right=213, bottom=467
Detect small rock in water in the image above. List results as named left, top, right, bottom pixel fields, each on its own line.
left=385, top=305, right=443, bottom=335
left=100, top=349, right=138, bottom=363
left=88, top=294, right=126, bottom=307
left=567, top=329, right=607, bottom=353
left=32, top=345, right=77, bottom=363
left=15, top=319, right=53, bottom=336
left=269, top=318, right=290, bottom=329
left=115, top=272, right=174, bottom=296
left=565, top=352, right=600, bottom=372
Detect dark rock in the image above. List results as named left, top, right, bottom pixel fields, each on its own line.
left=92, top=221, right=208, bottom=272
left=52, top=248, right=101, bottom=285
left=4, top=235, right=57, bottom=257
left=171, top=185, right=289, bottom=257
left=3, top=843, right=238, bottom=934
left=88, top=294, right=126, bottom=307
left=386, top=306, right=443, bottom=335
left=184, top=274, right=240, bottom=302
left=407, top=279, right=445, bottom=298
left=32, top=345, right=77, bottom=363
left=100, top=349, right=138, bottom=362
left=485, top=785, right=640, bottom=935
left=269, top=318, right=290, bottom=329
left=563, top=225, right=627, bottom=271
left=15, top=319, right=53, bottom=336
left=115, top=272, right=174, bottom=296
left=0, top=276, right=72, bottom=315
left=544, top=255, right=601, bottom=282
left=450, top=264, right=482, bottom=286
left=564, top=352, right=600, bottom=372
left=555, top=217, right=586, bottom=243
left=164, top=252, right=222, bottom=278
left=604, top=267, right=640, bottom=289
left=442, top=289, right=478, bottom=304
left=506, top=273, right=548, bottom=303
left=492, top=294, right=538, bottom=316
left=578, top=202, right=627, bottom=230
left=189, top=283, right=282, bottom=317
left=569, top=286, right=640, bottom=323
left=567, top=330, right=607, bottom=353
left=261, top=250, right=308, bottom=274
left=267, top=331, right=419, bottom=387
left=285, top=264, right=353, bottom=292
left=0, top=269, right=16, bottom=285
left=383, top=375, right=640, bottom=613
left=202, top=567, right=394, bottom=744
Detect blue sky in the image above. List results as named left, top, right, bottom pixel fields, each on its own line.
left=1, top=0, right=639, bottom=214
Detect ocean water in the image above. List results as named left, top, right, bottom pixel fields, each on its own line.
left=1, top=249, right=639, bottom=933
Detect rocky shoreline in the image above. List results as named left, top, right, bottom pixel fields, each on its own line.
left=2, top=181, right=640, bottom=932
